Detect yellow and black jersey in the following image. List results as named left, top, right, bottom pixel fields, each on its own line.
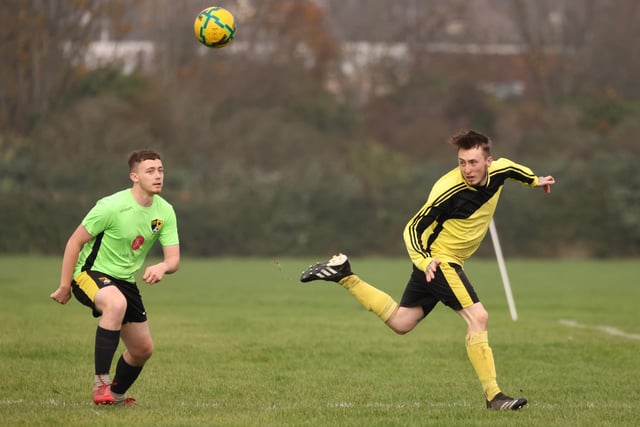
left=403, top=158, right=538, bottom=271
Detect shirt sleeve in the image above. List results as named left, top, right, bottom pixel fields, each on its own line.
left=403, top=183, right=446, bottom=272
left=81, top=198, right=113, bottom=237
left=159, top=207, right=179, bottom=246
left=494, top=158, right=539, bottom=187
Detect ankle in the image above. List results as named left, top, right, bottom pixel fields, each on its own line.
left=94, top=374, right=111, bottom=387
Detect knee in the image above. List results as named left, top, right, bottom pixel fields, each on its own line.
left=386, top=307, right=422, bottom=335
left=387, top=319, right=416, bottom=335
left=128, top=340, right=154, bottom=364
left=136, top=340, right=154, bottom=361
left=110, top=297, right=128, bottom=316
left=96, top=288, right=127, bottom=317
left=474, top=308, right=489, bottom=329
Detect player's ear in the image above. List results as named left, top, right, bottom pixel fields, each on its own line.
left=130, top=172, right=138, bottom=183
left=486, top=155, right=493, bottom=166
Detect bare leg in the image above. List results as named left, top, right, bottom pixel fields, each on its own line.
left=385, top=306, right=425, bottom=334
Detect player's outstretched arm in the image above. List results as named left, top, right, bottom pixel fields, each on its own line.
left=537, top=175, right=556, bottom=194
left=51, top=225, right=93, bottom=304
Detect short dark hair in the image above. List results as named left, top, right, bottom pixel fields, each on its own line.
left=128, top=149, right=161, bottom=171
left=450, top=130, right=492, bottom=157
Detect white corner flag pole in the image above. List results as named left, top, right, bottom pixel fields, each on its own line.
left=489, top=219, right=518, bottom=321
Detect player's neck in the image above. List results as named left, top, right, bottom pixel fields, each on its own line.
left=130, top=187, right=155, bottom=207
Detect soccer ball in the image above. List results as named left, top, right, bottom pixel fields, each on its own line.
left=194, top=6, right=236, bottom=48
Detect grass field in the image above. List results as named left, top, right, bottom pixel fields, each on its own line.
left=1, top=256, right=638, bottom=426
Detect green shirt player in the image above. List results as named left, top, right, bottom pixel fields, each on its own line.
left=300, top=130, right=556, bottom=410
left=50, top=149, right=180, bottom=406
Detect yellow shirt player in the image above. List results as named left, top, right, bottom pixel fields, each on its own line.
left=301, top=130, right=555, bottom=411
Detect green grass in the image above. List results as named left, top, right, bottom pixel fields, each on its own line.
left=1, top=256, right=639, bottom=426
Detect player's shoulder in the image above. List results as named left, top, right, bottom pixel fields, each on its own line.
left=490, top=157, right=534, bottom=175
left=489, top=157, right=522, bottom=175
left=151, top=195, right=176, bottom=218
left=152, top=194, right=174, bottom=209
left=430, top=167, right=466, bottom=201
left=490, top=157, right=512, bottom=169
left=94, top=189, right=130, bottom=209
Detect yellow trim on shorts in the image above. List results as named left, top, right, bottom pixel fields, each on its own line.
left=74, top=271, right=100, bottom=302
left=440, top=262, right=474, bottom=308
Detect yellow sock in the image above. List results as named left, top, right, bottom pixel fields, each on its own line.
left=338, top=275, right=398, bottom=322
left=465, top=331, right=501, bottom=400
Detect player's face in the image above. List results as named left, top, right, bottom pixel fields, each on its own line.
left=458, top=146, right=492, bottom=187
left=131, top=159, right=164, bottom=194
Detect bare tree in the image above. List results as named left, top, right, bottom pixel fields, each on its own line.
left=0, top=0, right=132, bottom=133
left=507, top=0, right=640, bottom=104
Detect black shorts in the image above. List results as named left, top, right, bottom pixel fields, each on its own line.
left=399, top=263, right=479, bottom=318
left=71, top=270, right=148, bottom=324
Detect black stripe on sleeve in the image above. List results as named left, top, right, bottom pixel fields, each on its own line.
left=490, top=165, right=536, bottom=185
left=81, top=232, right=104, bottom=272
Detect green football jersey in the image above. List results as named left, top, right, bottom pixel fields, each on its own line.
left=74, top=189, right=179, bottom=282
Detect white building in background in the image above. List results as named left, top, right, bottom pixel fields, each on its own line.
left=83, top=30, right=155, bottom=74
left=83, top=32, right=529, bottom=99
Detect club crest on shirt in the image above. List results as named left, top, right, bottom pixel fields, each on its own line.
left=151, top=219, right=163, bottom=233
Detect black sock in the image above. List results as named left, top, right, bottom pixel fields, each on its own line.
left=111, top=355, right=143, bottom=395
left=94, top=326, right=120, bottom=375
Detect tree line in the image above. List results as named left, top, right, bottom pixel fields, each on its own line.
left=1, top=0, right=639, bottom=257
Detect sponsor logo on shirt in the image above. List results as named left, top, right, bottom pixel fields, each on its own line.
left=132, top=235, right=144, bottom=250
